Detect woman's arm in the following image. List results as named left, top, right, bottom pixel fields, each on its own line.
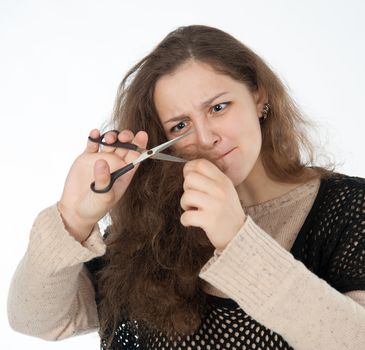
left=199, top=215, right=365, bottom=350
left=7, top=204, right=106, bottom=340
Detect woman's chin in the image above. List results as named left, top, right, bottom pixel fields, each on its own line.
left=222, top=167, right=248, bottom=186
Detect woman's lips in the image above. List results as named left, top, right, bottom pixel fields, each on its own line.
left=216, top=147, right=237, bottom=160
left=222, top=147, right=237, bottom=158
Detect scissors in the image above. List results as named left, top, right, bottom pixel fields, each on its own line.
left=88, top=130, right=192, bottom=193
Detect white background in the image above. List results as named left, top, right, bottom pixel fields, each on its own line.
left=1, top=0, right=364, bottom=348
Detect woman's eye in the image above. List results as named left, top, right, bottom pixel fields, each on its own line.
left=170, top=121, right=187, bottom=133
left=211, top=102, right=229, bottom=113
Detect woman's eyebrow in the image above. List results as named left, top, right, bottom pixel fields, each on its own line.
left=163, top=91, right=229, bottom=124
left=200, top=91, right=229, bottom=108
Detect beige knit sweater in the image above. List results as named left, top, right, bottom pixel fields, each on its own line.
left=7, top=177, right=365, bottom=349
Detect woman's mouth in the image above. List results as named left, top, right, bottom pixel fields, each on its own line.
left=220, top=147, right=237, bottom=159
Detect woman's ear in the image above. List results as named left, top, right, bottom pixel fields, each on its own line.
left=253, top=89, right=268, bottom=117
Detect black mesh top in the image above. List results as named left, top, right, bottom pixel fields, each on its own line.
left=86, top=173, right=365, bottom=349
left=100, top=294, right=294, bottom=349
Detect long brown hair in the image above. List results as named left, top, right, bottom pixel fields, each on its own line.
left=96, top=25, right=337, bottom=344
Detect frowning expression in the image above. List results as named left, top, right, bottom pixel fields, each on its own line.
left=154, top=60, right=265, bottom=186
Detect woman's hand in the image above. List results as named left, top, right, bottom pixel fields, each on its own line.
left=58, top=129, right=148, bottom=242
left=180, top=159, right=246, bottom=251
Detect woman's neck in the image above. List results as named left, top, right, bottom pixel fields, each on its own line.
left=236, top=157, right=309, bottom=208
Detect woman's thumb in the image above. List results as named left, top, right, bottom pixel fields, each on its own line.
left=93, top=159, right=111, bottom=192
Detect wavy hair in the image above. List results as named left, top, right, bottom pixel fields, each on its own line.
left=95, top=25, right=336, bottom=345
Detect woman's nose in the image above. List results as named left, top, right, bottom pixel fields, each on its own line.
left=193, top=121, right=221, bottom=149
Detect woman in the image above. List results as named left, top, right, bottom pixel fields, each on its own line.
left=8, top=25, right=365, bottom=349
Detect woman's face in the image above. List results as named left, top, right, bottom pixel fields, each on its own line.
left=154, top=60, right=265, bottom=186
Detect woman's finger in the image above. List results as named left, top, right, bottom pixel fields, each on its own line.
left=180, top=209, right=206, bottom=229
left=124, top=130, right=148, bottom=164
left=113, top=129, right=135, bottom=159
left=183, top=171, right=216, bottom=194
left=109, top=130, right=149, bottom=193
left=180, top=189, right=210, bottom=211
left=183, top=159, right=224, bottom=182
left=85, top=129, right=100, bottom=153
left=101, top=131, right=118, bottom=153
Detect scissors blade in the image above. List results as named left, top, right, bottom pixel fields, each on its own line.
left=132, top=130, right=193, bottom=165
left=153, top=130, right=193, bottom=153
left=150, top=153, right=187, bottom=162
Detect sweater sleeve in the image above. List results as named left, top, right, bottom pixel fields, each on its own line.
left=7, top=204, right=106, bottom=341
left=199, top=215, right=365, bottom=350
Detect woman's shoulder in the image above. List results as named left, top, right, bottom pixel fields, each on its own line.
left=313, top=171, right=365, bottom=220
left=321, top=171, right=365, bottom=193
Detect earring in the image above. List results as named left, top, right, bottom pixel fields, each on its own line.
left=260, top=102, right=271, bottom=122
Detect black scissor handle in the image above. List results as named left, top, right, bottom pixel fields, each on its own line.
left=88, top=130, right=138, bottom=151
left=90, top=162, right=135, bottom=193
